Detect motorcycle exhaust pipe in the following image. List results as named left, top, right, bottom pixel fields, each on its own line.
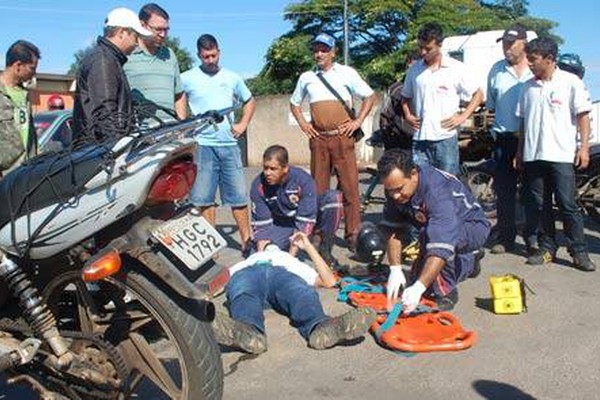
left=197, top=299, right=215, bottom=323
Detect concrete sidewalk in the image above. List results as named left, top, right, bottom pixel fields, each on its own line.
left=217, top=167, right=600, bottom=400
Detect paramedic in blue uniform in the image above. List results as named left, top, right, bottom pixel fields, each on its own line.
left=250, top=145, right=343, bottom=261
left=378, top=149, right=490, bottom=313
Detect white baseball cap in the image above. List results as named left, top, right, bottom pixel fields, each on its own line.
left=105, top=7, right=152, bottom=37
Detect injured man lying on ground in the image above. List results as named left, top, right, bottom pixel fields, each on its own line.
left=212, top=231, right=376, bottom=354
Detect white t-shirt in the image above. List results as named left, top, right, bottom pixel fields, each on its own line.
left=401, top=56, right=480, bottom=141
left=228, top=249, right=319, bottom=286
left=516, top=68, right=592, bottom=163
left=290, top=63, right=374, bottom=106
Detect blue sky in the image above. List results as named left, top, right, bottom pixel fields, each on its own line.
left=0, top=0, right=598, bottom=100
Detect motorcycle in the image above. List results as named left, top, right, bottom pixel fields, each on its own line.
left=0, top=108, right=235, bottom=399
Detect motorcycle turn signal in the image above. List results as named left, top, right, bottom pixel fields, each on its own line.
left=82, top=249, right=122, bottom=282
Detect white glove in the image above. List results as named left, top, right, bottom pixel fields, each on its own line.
left=401, top=281, right=427, bottom=314
left=386, top=265, right=407, bottom=304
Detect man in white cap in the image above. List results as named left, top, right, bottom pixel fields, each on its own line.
left=73, top=7, right=152, bottom=142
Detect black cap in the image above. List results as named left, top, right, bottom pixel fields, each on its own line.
left=497, top=25, right=527, bottom=42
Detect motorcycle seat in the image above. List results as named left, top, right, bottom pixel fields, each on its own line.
left=0, top=145, right=112, bottom=229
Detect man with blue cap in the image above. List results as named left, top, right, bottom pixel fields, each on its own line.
left=290, top=33, right=376, bottom=254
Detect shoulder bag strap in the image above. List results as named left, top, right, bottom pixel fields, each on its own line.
left=315, top=71, right=355, bottom=119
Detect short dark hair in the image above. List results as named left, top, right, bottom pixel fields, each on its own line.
left=139, top=3, right=169, bottom=22
left=6, top=40, right=40, bottom=67
left=417, top=22, right=444, bottom=45
left=263, top=145, right=289, bottom=166
left=377, top=149, right=415, bottom=179
left=526, top=37, right=558, bottom=61
left=197, top=34, right=219, bottom=51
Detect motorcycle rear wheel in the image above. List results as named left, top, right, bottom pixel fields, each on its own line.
left=42, top=268, right=223, bottom=399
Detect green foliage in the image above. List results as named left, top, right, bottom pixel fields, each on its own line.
left=67, top=46, right=93, bottom=75
left=165, top=36, right=194, bottom=72
left=247, top=35, right=314, bottom=95
left=250, top=0, right=559, bottom=94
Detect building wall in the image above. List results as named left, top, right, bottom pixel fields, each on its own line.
left=246, top=93, right=383, bottom=167
left=30, top=76, right=75, bottom=113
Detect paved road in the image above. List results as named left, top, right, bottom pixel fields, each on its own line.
left=218, top=167, right=600, bottom=400
left=2, top=166, right=600, bottom=399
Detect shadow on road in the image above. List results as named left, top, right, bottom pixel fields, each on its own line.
left=472, top=379, right=537, bottom=400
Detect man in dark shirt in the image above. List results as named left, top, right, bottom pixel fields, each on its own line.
left=72, top=7, right=151, bottom=142
left=250, top=145, right=343, bottom=264
left=378, top=149, right=490, bottom=312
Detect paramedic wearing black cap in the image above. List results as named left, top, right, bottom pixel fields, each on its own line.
left=290, top=33, right=376, bottom=252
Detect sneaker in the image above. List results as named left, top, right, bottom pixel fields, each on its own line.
left=211, top=312, right=267, bottom=354
left=430, top=289, right=459, bottom=311
left=526, top=249, right=554, bottom=265
left=308, top=307, right=376, bottom=350
left=572, top=253, right=596, bottom=272
left=490, top=241, right=514, bottom=254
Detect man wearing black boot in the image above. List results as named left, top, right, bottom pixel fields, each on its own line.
left=212, top=232, right=375, bottom=354
left=378, top=149, right=490, bottom=313
left=250, top=145, right=343, bottom=266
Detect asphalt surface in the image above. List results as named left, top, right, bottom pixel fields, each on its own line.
left=2, top=166, right=600, bottom=399
left=217, top=167, right=600, bottom=400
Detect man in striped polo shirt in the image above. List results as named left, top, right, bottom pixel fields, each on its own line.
left=124, top=3, right=187, bottom=124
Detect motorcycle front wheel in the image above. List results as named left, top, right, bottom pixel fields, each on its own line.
left=41, top=266, right=223, bottom=399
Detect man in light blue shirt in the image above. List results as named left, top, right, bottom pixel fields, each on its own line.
left=181, top=34, right=256, bottom=254
left=486, top=25, right=533, bottom=254
left=124, top=3, right=187, bottom=124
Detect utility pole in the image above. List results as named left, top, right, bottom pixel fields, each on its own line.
left=343, top=0, right=349, bottom=65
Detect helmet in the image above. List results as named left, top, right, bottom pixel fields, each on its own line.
left=557, top=53, right=585, bottom=79
left=355, top=222, right=386, bottom=264
left=47, top=94, right=65, bottom=110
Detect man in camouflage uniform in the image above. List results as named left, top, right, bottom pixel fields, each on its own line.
left=0, top=40, right=40, bottom=177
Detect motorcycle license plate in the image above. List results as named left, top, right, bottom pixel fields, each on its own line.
left=152, top=213, right=227, bottom=270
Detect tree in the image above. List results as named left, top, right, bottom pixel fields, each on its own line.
left=67, top=46, right=93, bottom=75
left=66, top=36, right=194, bottom=75
left=248, top=0, right=559, bottom=94
left=165, top=36, right=194, bottom=72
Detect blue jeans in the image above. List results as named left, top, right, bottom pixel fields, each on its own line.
left=412, top=136, right=459, bottom=176
left=523, top=161, right=587, bottom=255
left=226, top=264, right=328, bottom=339
left=493, top=134, right=519, bottom=244
left=191, top=145, right=247, bottom=207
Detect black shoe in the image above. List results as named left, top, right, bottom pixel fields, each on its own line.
left=526, top=249, right=554, bottom=265
left=345, top=237, right=357, bottom=253
left=430, top=289, right=459, bottom=311
left=572, top=253, right=596, bottom=272
left=468, top=249, right=485, bottom=279
left=308, top=307, right=376, bottom=350
left=212, top=312, right=267, bottom=354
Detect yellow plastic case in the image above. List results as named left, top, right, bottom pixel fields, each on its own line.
left=489, top=275, right=523, bottom=314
